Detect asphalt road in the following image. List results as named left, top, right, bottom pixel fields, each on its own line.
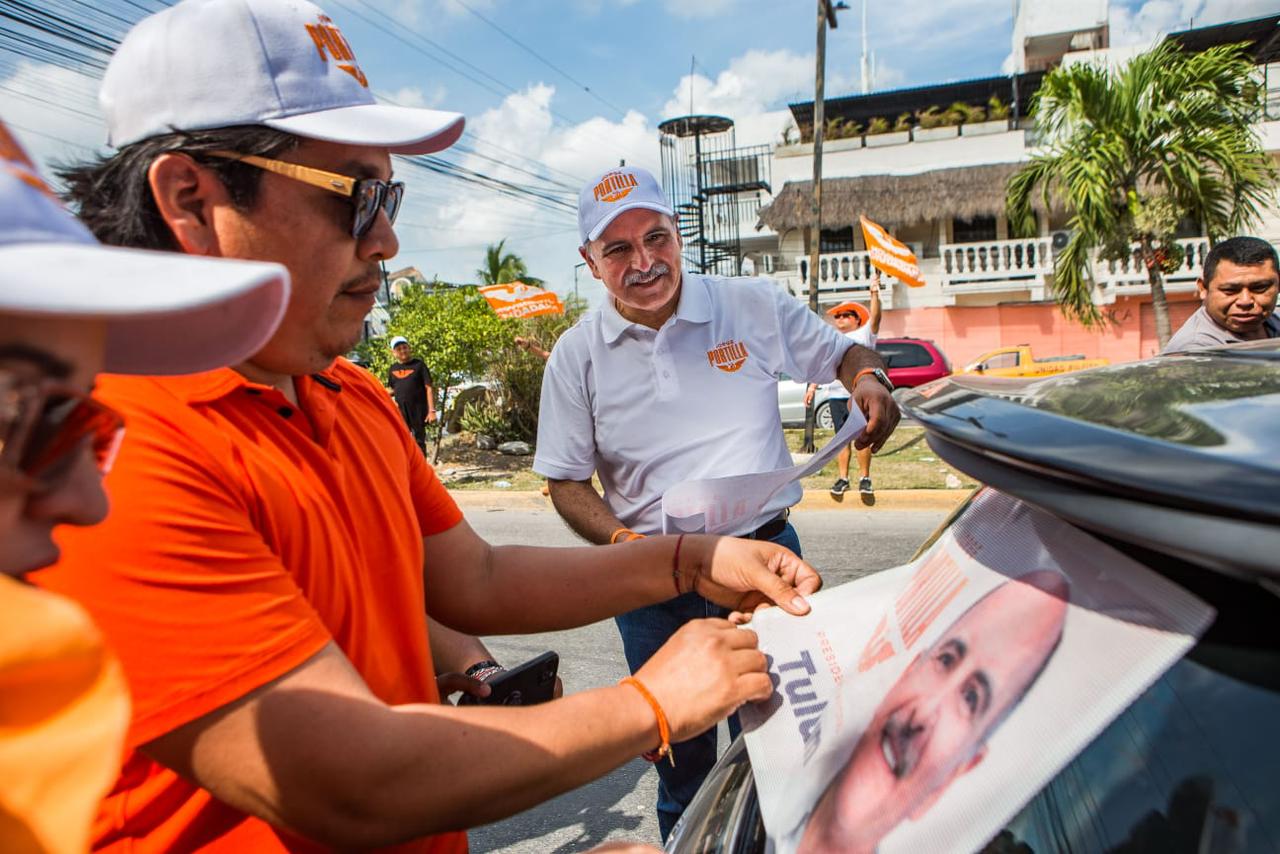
left=462, top=507, right=949, bottom=854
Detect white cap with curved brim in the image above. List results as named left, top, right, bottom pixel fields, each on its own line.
left=389, top=336, right=408, bottom=348
left=578, top=166, right=674, bottom=245
left=101, top=0, right=465, bottom=156
left=0, top=122, right=290, bottom=376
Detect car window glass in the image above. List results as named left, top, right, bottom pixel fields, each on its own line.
left=984, top=653, right=1280, bottom=853
left=986, top=352, right=1019, bottom=370
left=877, top=342, right=932, bottom=368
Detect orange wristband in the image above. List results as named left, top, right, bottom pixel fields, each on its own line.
left=620, top=676, right=674, bottom=767
left=853, top=367, right=878, bottom=387
left=610, top=527, right=645, bottom=544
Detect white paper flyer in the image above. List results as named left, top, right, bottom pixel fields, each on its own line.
left=742, top=489, right=1214, bottom=854
left=661, top=404, right=866, bottom=535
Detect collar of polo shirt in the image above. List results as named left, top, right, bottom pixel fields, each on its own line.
left=600, top=273, right=713, bottom=344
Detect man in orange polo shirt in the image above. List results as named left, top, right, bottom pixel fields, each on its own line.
left=34, top=1, right=822, bottom=851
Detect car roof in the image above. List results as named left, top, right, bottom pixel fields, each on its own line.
left=900, top=340, right=1280, bottom=582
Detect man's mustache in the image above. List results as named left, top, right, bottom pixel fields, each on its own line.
left=624, top=263, right=670, bottom=286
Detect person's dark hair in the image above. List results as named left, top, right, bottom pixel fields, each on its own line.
left=57, top=126, right=299, bottom=251
left=1202, top=236, right=1279, bottom=286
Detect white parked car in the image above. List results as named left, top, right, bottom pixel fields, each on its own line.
left=777, top=374, right=833, bottom=429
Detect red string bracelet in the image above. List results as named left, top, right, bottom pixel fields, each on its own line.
left=671, top=534, right=686, bottom=597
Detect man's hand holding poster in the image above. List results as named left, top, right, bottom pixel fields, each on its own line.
left=743, top=489, right=1213, bottom=854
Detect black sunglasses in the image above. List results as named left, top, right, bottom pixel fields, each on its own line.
left=209, top=151, right=405, bottom=238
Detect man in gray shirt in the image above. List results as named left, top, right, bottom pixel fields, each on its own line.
left=1163, top=236, right=1280, bottom=353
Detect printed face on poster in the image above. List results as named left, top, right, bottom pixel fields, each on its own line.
left=742, top=490, right=1212, bottom=854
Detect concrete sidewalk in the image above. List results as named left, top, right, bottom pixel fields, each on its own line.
left=447, top=488, right=971, bottom=512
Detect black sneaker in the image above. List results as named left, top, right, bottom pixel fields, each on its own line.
left=859, top=476, right=874, bottom=495
left=830, top=478, right=850, bottom=496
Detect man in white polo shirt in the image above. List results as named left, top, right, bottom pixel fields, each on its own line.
left=534, top=166, right=899, bottom=837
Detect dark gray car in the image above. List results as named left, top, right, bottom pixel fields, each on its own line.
left=669, top=340, right=1280, bottom=853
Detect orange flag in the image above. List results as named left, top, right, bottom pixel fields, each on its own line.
left=860, top=215, right=925, bottom=287
left=477, top=282, right=564, bottom=319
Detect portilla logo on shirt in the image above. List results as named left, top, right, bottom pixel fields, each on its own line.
left=391, top=369, right=415, bottom=379
left=593, top=170, right=639, bottom=204
left=305, top=15, right=369, bottom=88
left=707, top=340, right=749, bottom=373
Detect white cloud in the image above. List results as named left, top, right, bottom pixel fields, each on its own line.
left=0, top=61, right=105, bottom=175
left=1110, top=0, right=1279, bottom=47
left=383, top=84, right=450, bottom=110
left=396, top=82, right=656, bottom=298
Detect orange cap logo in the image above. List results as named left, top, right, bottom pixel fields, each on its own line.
left=305, top=15, right=368, bottom=88
left=593, top=170, right=639, bottom=204
left=707, top=339, right=749, bottom=373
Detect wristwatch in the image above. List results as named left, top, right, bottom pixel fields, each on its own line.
left=855, top=367, right=894, bottom=393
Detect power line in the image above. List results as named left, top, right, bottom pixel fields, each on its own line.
left=450, top=0, right=629, bottom=120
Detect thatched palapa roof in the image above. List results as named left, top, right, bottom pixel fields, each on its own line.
left=756, top=163, right=1048, bottom=231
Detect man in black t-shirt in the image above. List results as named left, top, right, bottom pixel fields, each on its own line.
left=387, top=336, right=436, bottom=450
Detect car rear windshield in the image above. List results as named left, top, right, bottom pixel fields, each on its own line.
left=878, top=341, right=934, bottom=368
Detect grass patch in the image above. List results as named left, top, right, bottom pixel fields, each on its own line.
left=789, top=426, right=977, bottom=490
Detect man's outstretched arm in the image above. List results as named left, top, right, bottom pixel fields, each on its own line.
left=143, top=624, right=768, bottom=849
left=424, top=517, right=819, bottom=636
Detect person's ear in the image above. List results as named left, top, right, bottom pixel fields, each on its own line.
left=1195, top=277, right=1209, bottom=300
left=906, top=745, right=985, bottom=822
left=580, top=244, right=602, bottom=280
left=148, top=152, right=227, bottom=257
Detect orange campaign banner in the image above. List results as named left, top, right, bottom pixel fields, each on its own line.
left=477, top=282, right=565, bottom=319
left=859, top=215, right=925, bottom=287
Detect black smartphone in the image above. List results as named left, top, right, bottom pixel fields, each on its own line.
left=458, top=651, right=559, bottom=706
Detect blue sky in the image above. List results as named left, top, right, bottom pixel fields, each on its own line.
left=2, top=0, right=1273, bottom=306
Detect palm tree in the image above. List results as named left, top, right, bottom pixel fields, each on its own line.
left=476, top=239, right=544, bottom=287
left=1007, top=41, right=1277, bottom=345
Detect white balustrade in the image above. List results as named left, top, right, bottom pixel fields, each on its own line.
left=939, top=237, right=1053, bottom=287
left=1093, top=238, right=1210, bottom=291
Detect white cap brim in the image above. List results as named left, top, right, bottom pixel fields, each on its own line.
left=586, top=201, right=675, bottom=243
left=266, top=103, right=465, bottom=155
left=0, top=244, right=290, bottom=375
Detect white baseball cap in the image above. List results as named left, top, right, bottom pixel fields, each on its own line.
left=578, top=166, right=674, bottom=244
left=389, top=336, right=408, bottom=348
left=0, top=122, right=291, bottom=375
left=101, top=0, right=465, bottom=155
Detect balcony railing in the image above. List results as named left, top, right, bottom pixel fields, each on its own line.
left=789, top=250, right=903, bottom=307
left=1094, top=238, right=1209, bottom=292
left=940, top=237, right=1052, bottom=290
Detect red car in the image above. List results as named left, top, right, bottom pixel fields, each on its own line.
left=875, top=337, right=951, bottom=388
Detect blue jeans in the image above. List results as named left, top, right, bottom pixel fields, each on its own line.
left=614, top=522, right=802, bottom=840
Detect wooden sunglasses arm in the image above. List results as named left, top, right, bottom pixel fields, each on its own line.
left=207, top=151, right=355, bottom=197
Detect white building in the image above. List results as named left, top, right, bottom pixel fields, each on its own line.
left=729, top=12, right=1280, bottom=365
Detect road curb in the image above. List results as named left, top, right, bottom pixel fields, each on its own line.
left=448, top=488, right=972, bottom=512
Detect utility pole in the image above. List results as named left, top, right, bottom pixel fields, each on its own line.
left=860, top=0, right=869, bottom=94
left=803, top=0, right=844, bottom=452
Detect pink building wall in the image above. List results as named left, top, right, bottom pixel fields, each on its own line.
left=878, top=294, right=1202, bottom=368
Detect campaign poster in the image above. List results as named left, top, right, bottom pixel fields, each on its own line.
left=742, top=489, right=1213, bottom=854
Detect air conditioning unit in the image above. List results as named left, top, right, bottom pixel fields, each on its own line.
left=1050, top=230, right=1072, bottom=252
